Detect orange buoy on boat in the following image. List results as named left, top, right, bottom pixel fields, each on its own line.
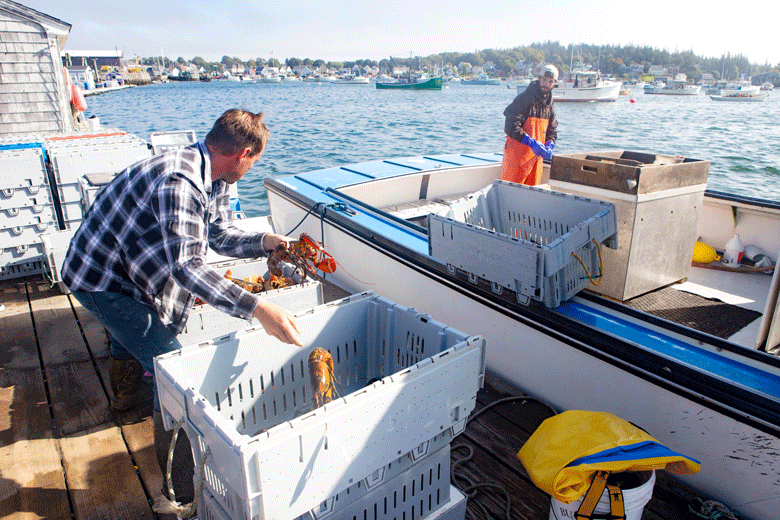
left=70, top=82, right=88, bottom=112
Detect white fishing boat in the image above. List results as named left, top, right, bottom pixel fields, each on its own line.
left=550, top=70, right=621, bottom=102
left=266, top=151, right=780, bottom=520
left=333, top=75, right=370, bottom=85
left=707, top=80, right=761, bottom=97
left=644, top=79, right=701, bottom=95
left=710, top=92, right=769, bottom=102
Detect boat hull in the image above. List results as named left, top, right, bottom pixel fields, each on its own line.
left=551, top=82, right=621, bottom=102
left=376, top=77, right=443, bottom=90
left=710, top=93, right=769, bottom=102
left=644, top=85, right=701, bottom=95
left=266, top=157, right=780, bottom=520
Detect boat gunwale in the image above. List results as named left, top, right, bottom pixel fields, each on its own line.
left=266, top=174, right=780, bottom=436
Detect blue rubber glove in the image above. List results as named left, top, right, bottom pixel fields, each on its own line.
left=542, top=141, right=555, bottom=161
left=521, top=134, right=548, bottom=158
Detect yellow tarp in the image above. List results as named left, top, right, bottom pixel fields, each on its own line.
left=518, top=410, right=700, bottom=504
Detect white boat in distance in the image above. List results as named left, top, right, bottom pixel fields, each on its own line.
left=333, top=75, right=370, bottom=85
left=644, top=79, right=701, bottom=95
left=706, top=80, right=761, bottom=97
left=549, top=70, right=621, bottom=102
left=710, top=92, right=769, bottom=102
left=266, top=152, right=780, bottom=520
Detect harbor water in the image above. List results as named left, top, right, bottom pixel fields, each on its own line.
left=84, top=81, right=780, bottom=217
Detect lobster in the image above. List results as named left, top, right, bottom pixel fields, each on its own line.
left=308, top=347, right=337, bottom=409
left=267, top=233, right=337, bottom=283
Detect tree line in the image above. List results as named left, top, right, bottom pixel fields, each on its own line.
left=139, top=41, right=778, bottom=81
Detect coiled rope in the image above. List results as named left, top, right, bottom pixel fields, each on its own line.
left=152, top=421, right=210, bottom=519
left=689, top=498, right=740, bottom=520
left=451, top=395, right=558, bottom=520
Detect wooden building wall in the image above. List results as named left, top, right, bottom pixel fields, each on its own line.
left=0, top=10, right=72, bottom=137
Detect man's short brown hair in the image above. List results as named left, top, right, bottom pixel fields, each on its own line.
left=205, top=109, right=269, bottom=156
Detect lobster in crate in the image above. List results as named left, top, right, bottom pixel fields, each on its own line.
left=214, top=234, right=337, bottom=298
left=267, top=233, right=337, bottom=284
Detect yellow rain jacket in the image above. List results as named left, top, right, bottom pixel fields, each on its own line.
left=518, top=410, right=700, bottom=504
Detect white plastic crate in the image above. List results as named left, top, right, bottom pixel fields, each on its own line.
left=155, top=291, right=485, bottom=520
left=0, top=259, right=42, bottom=280
left=0, top=243, right=44, bottom=280
left=0, top=147, right=48, bottom=191
left=40, top=228, right=76, bottom=292
left=197, top=445, right=465, bottom=520
left=180, top=258, right=325, bottom=346
left=149, top=129, right=197, bottom=154
left=0, top=203, right=56, bottom=228
left=298, top=441, right=453, bottom=520
left=428, top=180, right=617, bottom=308
left=49, top=142, right=152, bottom=184
left=0, top=185, right=52, bottom=211
left=78, top=172, right=118, bottom=209
left=2, top=221, right=56, bottom=249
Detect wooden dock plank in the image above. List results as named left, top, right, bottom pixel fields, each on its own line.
left=59, top=425, right=154, bottom=520
left=0, top=281, right=71, bottom=519
left=0, top=369, right=71, bottom=520
left=27, top=282, right=112, bottom=436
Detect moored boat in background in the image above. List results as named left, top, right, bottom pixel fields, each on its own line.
left=644, top=78, right=701, bottom=95
left=376, top=76, right=442, bottom=90
left=462, top=73, right=501, bottom=85
left=550, top=69, right=621, bottom=101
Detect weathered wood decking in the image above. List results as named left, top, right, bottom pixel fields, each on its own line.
left=1, top=275, right=712, bottom=520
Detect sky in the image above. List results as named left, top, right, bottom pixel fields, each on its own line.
left=24, top=0, right=780, bottom=66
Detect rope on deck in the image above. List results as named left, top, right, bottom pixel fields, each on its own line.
left=689, top=498, right=741, bottom=520
left=452, top=395, right=558, bottom=520
left=152, top=421, right=210, bottom=519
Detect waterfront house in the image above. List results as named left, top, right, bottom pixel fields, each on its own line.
left=63, top=49, right=122, bottom=70
left=0, top=0, right=75, bottom=136
left=67, top=65, right=96, bottom=90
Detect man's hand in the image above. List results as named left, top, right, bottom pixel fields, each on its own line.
left=253, top=299, right=303, bottom=347
left=521, top=134, right=549, bottom=159
left=262, top=233, right=295, bottom=254
left=542, top=141, right=555, bottom=161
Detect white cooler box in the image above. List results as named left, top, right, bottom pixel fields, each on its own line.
left=155, top=291, right=486, bottom=520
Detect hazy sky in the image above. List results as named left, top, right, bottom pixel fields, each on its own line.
left=25, top=0, right=779, bottom=65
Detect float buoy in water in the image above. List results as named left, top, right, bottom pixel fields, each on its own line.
left=630, top=98, right=636, bottom=103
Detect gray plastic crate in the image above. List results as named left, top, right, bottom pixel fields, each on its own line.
left=155, top=291, right=485, bottom=520
left=199, top=483, right=467, bottom=520
left=180, top=258, right=325, bottom=346
left=428, top=180, right=617, bottom=308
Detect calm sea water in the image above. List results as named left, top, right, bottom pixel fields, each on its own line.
left=84, top=81, right=780, bottom=217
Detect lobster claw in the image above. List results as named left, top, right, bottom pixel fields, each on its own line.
left=317, top=256, right=337, bottom=274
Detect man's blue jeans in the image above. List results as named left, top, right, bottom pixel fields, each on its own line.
left=70, top=290, right=182, bottom=411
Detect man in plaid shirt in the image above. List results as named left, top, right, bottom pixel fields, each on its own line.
left=62, top=109, right=301, bottom=503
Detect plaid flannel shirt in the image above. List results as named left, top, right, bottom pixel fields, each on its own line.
left=61, top=141, right=267, bottom=334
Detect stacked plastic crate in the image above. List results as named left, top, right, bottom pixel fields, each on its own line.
left=155, top=291, right=485, bottom=520
left=0, top=137, right=58, bottom=280
left=44, top=131, right=152, bottom=230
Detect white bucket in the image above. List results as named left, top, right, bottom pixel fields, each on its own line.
left=549, top=470, right=655, bottom=520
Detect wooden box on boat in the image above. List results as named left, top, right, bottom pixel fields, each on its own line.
left=549, top=151, right=710, bottom=301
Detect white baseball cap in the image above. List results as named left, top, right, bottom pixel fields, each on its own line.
left=541, top=64, right=559, bottom=81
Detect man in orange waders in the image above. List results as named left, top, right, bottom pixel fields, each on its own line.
left=500, top=64, right=559, bottom=185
